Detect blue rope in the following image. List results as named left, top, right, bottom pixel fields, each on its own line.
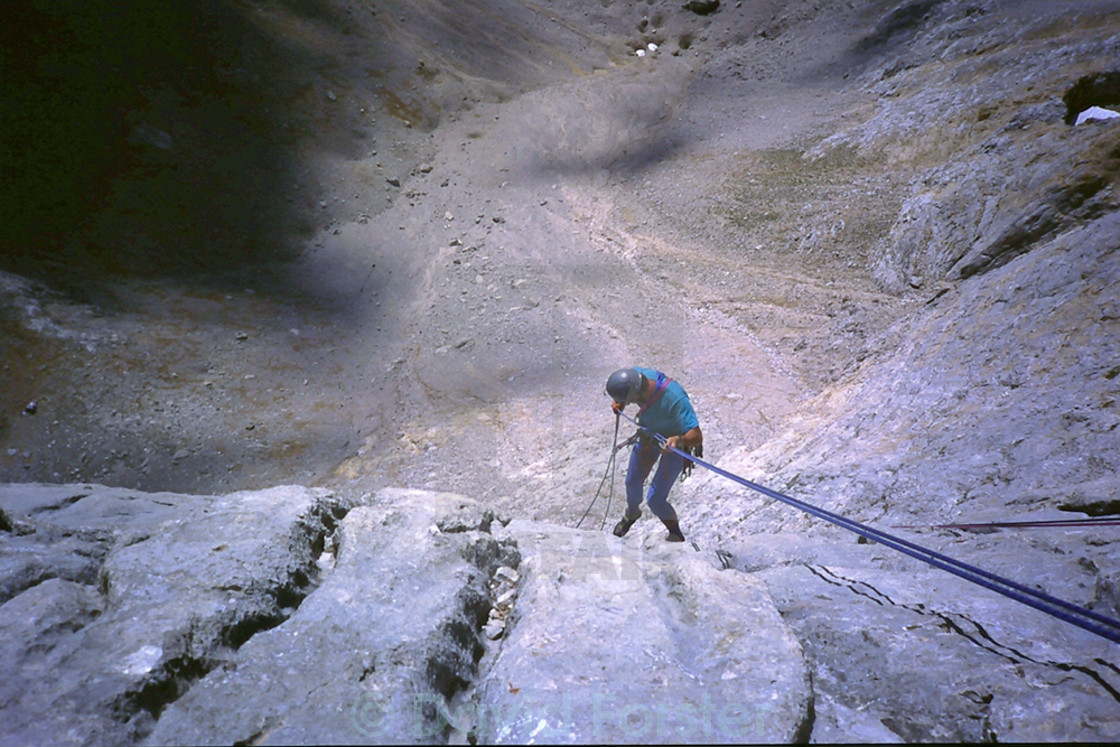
left=617, top=411, right=1120, bottom=645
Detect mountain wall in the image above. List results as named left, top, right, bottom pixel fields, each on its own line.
left=2, top=0, right=1119, bottom=743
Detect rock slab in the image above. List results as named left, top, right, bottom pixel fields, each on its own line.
left=146, top=488, right=512, bottom=745
left=1, top=483, right=350, bottom=747
left=465, top=520, right=812, bottom=744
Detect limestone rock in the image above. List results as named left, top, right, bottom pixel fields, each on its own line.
left=147, top=488, right=512, bottom=745
left=1, top=528, right=110, bottom=604
left=465, top=521, right=812, bottom=744
left=0, top=483, right=351, bottom=747
left=761, top=558, right=1120, bottom=743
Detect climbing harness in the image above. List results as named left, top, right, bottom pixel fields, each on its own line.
left=613, top=410, right=1120, bottom=645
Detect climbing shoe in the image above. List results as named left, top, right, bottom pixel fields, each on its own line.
left=661, top=518, right=685, bottom=543
left=612, top=513, right=639, bottom=538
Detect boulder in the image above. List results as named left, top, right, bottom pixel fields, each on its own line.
left=683, top=0, right=720, bottom=16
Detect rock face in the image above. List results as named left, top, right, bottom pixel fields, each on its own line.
left=722, top=532, right=1120, bottom=743
left=0, top=484, right=351, bottom=746
left=684, top=209, right=1120, bottom=740
left=4, top=0, right=1120, bottom=744
left=467, top=521, right=811, bottom=744
left=2, top=484, right=814, bottom=745
left=5, top=483, right=1117, bottom=744
left=146, top=489, right=513, bottom=745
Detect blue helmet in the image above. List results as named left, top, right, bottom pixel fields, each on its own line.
left=606, top=368, right=644, bottom=404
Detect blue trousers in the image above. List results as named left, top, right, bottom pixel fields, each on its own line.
left=625, top=439, right=683, bottom=521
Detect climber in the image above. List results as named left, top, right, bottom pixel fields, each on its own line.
left=605, top=367, right=703, bottom=542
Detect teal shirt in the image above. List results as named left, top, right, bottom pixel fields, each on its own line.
left=632, top=366, right=700, bottom=437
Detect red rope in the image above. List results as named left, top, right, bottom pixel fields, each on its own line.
left=895, top=517, right=1120, bottom=530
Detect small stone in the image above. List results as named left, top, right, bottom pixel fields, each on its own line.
left=128, top=123, right=173, bottom=151
left=495, top=566, right=520, bottom=584
left=1075, top=105, right=1120, bottom=125
left=683, top=0, right=720, bottom=15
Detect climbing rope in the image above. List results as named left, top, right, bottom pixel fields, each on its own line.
left=894, top=517, right=1120, bottom=530
left=576, top=414, right=638, bottom=530
left=614, top=411, right=1120, bottom=645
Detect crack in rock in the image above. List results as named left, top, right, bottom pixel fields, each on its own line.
left=755, top=558, right=1120, bottom=741
left=807, top=564, right=1120, bottom=704
left=143, top=488, right=518, bottom=745
left=0, top=484, right=353, bottom=746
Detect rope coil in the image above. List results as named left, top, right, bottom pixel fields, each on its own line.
left=614, top=411, right=1120, bottom=645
